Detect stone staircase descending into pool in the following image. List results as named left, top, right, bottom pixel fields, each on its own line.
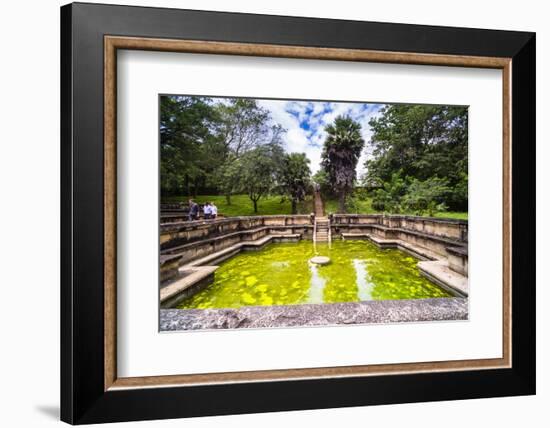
left=313, top=189, right=331, bottom=243
left=314, top=217, right=330, bottom=242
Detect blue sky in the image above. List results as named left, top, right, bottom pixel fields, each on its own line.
left=256, top=99, right=383, bottom=175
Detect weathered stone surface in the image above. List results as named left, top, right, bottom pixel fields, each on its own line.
left=159, top=298, right=468, bottom=331
left=418, top=260, right=468, bottom=296
left=310, top=256, right=330, bottom=265
left=160, top=266, right=219, bottom=309
left=446, top=246, right=468, bottom=276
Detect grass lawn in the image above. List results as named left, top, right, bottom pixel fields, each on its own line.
left=163, top=194, right=467, bottom=220
left=163, top=194, right=314, bottom=217
left=323, top=197, right=375, bottom=215
left=323, top=196, right=468, bottom=220
left=432, top=211, right=468, bottom=220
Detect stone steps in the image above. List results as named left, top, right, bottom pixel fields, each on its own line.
left=417, top=260, right=468, bottom=297
left=314, top=215, right=331, bottom=242
left=340, top=232, right=468, bottom=297
left=160, top=266, right=219, bottom=308
left=187, top=233, right=302, bottom=267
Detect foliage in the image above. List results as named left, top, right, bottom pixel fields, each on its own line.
left=160, top=96, right=313, bottom=212
left=402, top=177, right=450, bottom=216
left=215, top=98, right=272, bottom=157
left=312, top=169, right=333, bottom=197
left=160, top=96, right=468, bottom=218
left=163, top=194, right=313, bottom=217
left=365, top=104, right=468, bottom=211
left=160, top=96, right=221, bottom=195
left=321, top=116, right=365, bottom=213
left=232, top=143, right=286, bottom=213
left=279, top=153, right=312, bottom=214
left=371, top=172, right=451, bottom=216
left=216, top=154, right=242, bottom=205
left=160, top=96, right=286, bottom=200
left=371, top=172, right=409, bottom=213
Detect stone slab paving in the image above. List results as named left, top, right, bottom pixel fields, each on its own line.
left=160, top=297, right=468, bottom=331
left=418, top=260, right=469, bottom=296
left=160, top=266, right=219, bottom=304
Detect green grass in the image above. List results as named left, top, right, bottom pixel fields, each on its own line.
left=323, top=197, right=375, bottom=215
left=163, top=194, right=313, bottom=217
left=323, top=196, right=467, bottom=220
left=432, top=211, right=468, bottom=220
left=163, top=194, right=467, bottom=220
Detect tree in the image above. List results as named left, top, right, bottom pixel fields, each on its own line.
left=371, top=172, right=450, bottom=216
left=235, top=143, right=286, bottom=213
left=365, top=104, right=468, bottom=211
left=160, top=96, right=288, bottom=206
left=371, top=171, right=408, bottom=213
left=280, top=153, right=311, bottom=214
left=321, top=116, right=365, bottom=213
left=216, top=98, right=271, bottom=157
left=217, top=154, right=243, bottom=204
left=214, top=99, right=276, bottom=204
left=160, top=96, right=222, bottom=196
left=402, top=177, right=450, bottom=216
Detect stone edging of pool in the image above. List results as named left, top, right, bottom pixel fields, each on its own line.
left=160, top=233, right=301, bottom=308
left=343, top=233, right=468, bottom=297
left=161, top=232, right=468, bottom=309
left=160, top=297, right=468, bottom=331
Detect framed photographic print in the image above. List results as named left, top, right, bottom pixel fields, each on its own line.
left=61, top=2, right=535, bottom=424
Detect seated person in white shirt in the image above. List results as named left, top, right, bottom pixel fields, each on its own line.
left=203, top=202, right=212, bottom=219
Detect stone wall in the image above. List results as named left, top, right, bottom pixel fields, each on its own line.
left=161, top=215, right=314, bottom=250
left=160, top=214, right=468, bottom=268
left=331, top=214, right=468, bottom=242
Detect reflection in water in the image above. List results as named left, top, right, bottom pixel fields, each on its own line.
left=308, top=263, right=326, bottom=304
left=353, top=259, right=373, bottom=300
left=271, top=261, right=290, bottom=269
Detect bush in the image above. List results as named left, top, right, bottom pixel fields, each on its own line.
left=402, top=177, right=450, bottom=216
left=371, top=172, right=408, bottom=214
left=372, top=173, right=451, bottom=216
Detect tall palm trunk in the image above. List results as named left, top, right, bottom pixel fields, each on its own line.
left=338, top=192, right=346, bottom=213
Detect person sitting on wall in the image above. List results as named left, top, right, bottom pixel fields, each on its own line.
left=203, top=202, right=212, bottom=219
left=210, top=202, right=218, bottom=219
left=188, top=199, right=199, bottom=221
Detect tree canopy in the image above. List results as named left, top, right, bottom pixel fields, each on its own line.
left=234, top=143, right=286, bottom=213
left=280, top=153, right=312, bottom=214
left=365, top=104, right=468, bottom=212
left=160, top=96, right=312, bottom=212
left=160, top=96, right=221, bottom=196
left=160, top=96, right=468, bottom=217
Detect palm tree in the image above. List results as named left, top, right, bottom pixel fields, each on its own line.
left=321, top=116, right=365, bottom=213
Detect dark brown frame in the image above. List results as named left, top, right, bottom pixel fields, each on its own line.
left=61, top=3, right=535, bottom=424
left=104, top=36, right=512, bottom=390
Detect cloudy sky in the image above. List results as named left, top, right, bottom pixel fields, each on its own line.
left=256, top=99, right=383, bottom=176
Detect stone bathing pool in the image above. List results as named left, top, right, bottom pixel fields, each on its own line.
left=177, top=240, right=453, bottom=310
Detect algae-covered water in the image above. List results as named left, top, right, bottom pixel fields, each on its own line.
left=177, top=240, right=452, bottom=310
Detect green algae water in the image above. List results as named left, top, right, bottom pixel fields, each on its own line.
left=177, top=240, right=452, bottom=310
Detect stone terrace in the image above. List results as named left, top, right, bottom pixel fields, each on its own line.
left=159, top=214, right=469, bottom=313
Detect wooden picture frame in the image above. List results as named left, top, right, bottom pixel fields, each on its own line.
left=61, top=2, right=535, bottom=424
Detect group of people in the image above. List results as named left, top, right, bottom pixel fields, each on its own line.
left=187, top=199, right=218, bottom=221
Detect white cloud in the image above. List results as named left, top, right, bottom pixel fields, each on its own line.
left=258, top=99, right=383, bottom=174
